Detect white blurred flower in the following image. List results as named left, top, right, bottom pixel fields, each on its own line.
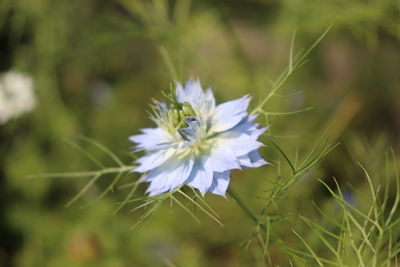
left=0, top=71, right=36, bottom=124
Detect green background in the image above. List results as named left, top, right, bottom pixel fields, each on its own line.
left=0, top=0, right=399, bottom=266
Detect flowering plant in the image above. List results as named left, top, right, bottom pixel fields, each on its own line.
left=32, top=25, right=341, bottom=233
left=34, top=26, right=335, bottom=227
left=131, top=79, right=267, bottom=196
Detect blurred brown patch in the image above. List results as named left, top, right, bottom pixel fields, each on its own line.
left=67, top=231, right=101, bottom=262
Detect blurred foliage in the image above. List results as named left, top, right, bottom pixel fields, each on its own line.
left=0, top=0, right=399, bottom=266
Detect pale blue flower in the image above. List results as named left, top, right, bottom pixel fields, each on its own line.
left=130, top=79, right=268, bottom=196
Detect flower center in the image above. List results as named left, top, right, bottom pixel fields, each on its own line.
left=152, top=100, right=214, bottom=154
left=169, top=103, right=212, bottom=150
left=167, top=102, right=196, bottom=130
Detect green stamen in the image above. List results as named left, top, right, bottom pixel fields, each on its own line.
left=166, top=101, right=196, bottom=130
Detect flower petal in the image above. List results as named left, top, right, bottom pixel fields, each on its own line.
left=216, top=117, right=267, bottom=157
left=226, top=116, right=268, bottom=140
left=129, top=127, right=172, bottom=151
left=134, top=148, right=176, bottom=173
left=145, top=156, right=195, bottom=196
left=208, top=171, right=230, bottom=196
left=218, top=134, right=264, bottom=157
left=238, top=150, right=268, bottom=168
left=211, top=95, right=250, bottom=132
left=176, top=79, right=202, bottom=104
left=208, top=146, right=241, bottom=172
left=185, top=156, right=214, bottom=195
left=176, top=78, right=215, bottom=119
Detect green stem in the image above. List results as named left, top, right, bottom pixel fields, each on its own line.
left=28, top=165, right=134, bottom=178
left=227, top=187, right=266, bottom=232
